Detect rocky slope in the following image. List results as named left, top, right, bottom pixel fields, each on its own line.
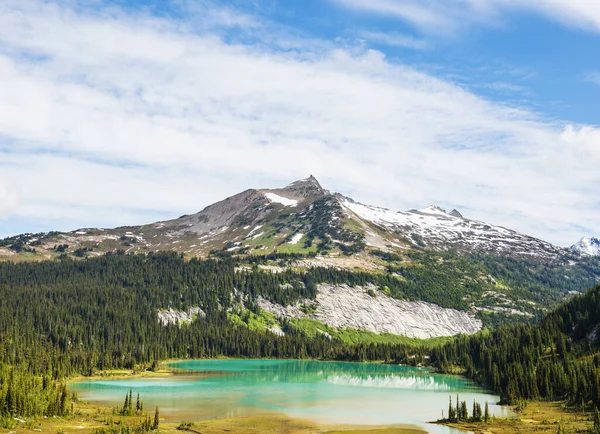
left=258, top=284, right=483, bottom=339
left=0, top=175, right=580, bottom=263
left=340, top=197, right=564, bottom=260
left=571, top=236, right=600, bottom=256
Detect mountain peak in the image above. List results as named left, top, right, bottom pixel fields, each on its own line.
left=287, top=175, right=322, bottom=188
left=571, top=236, right=600, bottom=256
left=420, top=205, right=447, bottom=215
left=283, top=175, right=327, bottom=197
left=449, top=209, right=464, bottom=219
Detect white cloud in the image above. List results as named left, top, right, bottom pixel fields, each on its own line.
left=331, top=0, right=600, bottom=34
left=357, top=31, right=428, bottom=50
left=0, top=0, right=598, bottom=246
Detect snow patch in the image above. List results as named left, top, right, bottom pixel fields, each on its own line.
left=247, top=225, right=263, bottom=236
left=571, top=236, right=600, bottom=256
left=264, top=192, right=298, bottom=207
left=341, top=198, right=561, bottom=259
left=289, top=233, right=303, bottom=245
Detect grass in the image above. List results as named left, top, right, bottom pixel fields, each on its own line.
left=286, top=318, right=454, bottom=347
left=228, top=310, right=279, bottom=332
left=333, top=329, right=454, bottom=347
left=228, top=312, right=456, bottom=348
left=439, top=400, right=597, bottom=433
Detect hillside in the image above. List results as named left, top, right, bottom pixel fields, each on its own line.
left=434, top=283, right=600, bottom=405
left=2, top=176, right=599, bottom=330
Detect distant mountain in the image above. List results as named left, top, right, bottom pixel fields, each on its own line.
left=571, top=236, right=600, bottom=257
left=2, top=176, right=600, bottom=330
left=0, top=175, right=574, bottom=261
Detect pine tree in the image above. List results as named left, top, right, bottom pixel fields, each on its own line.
left=460, top=400, right=468, bottom=421
left=456, top=394, right=460, bottom=420
left=448, top=396, right=456, bottom=422
left=484, top=401, right=490, bottom=423
left=128, top=388, right=133, bottom=415
left=136, top=393, right=141, bottom=412
left=60, top=385, right=68, bottom=415
left=153, top=406, right=160, bottom=430
left=123, top=393, right=129, bottom=415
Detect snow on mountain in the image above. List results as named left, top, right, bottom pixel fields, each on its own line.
left=571, top=237, right=600, bottom=256
left=264, top=192, right=298, bottom=207
left=0, top=175, right=577, bottom=263
left=289, top=233, right=303, bottom=245
left=340, top=197, right=563, bottom=260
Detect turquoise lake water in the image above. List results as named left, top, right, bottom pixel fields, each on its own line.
left=70, top=359, right=511, bottom=433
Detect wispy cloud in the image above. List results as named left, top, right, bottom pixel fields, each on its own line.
left=331, top=0, right=600, bottom=35
left=585, top=71, right=600, bottom=85
left=482, top=81, right=528, bottom=94
left=0, top=0, right=598, bottom=245
left=330, top=0, right=463, bottom=34
left=357, top=30, right=428, bottom=50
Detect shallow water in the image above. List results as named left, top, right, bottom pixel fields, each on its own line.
left=70, top=359, right=512, bottom=433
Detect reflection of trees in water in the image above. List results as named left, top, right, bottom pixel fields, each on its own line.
left=171, top=361, right=479, bottom=391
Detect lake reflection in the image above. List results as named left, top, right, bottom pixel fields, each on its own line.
left=71, top=360, right=512, bottom=434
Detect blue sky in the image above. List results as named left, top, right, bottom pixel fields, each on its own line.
left=0, top=0, right=599, bottom=246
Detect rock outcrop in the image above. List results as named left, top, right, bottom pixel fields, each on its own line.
left=157, top=307, right=205, bottom=326
left=259, top=284, right=482, bottom=339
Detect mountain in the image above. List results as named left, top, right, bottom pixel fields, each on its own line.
left=0, top=175, right=576, bottom=261
left=2, top=176, right=600, bottom=332
left=571, top=236, right=600, bottom=256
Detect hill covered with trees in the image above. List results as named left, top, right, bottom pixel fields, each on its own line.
left=433, top=283, right=600, bottom=408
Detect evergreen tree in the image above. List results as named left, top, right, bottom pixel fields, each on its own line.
left=153, top=406, right=160, bottom=430
left=128, top=388, right=133, bottom=415
left=460, top=400, right=468, bottom=421
left=484, top=401, right=490, bottom=423
left=448, top=396, right=456, bottom=422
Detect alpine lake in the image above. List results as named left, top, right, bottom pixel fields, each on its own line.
left=70, top=360, right=513, bottom=433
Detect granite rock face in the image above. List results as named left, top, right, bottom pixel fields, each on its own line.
left=259, top=284, right=482, bottom=339
left=157, top=307, right=205, bottom=326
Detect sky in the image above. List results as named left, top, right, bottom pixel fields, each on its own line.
left=0, top=0, right=599, bottom=246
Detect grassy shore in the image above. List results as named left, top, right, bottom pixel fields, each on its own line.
left=437, top=400, right=596, bottom=433
left=3, top=400, right=427, bottom=434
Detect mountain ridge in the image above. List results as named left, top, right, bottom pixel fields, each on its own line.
left=0, top=176, right=591, bottom=264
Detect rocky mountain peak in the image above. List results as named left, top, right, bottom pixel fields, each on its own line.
left=282, top=175, right=328, bottom=198
left=571, top=236, right=600, bottom=256
left=420, top=205, right=447, bottom=214
left=449, top=209, right=464, bottom=219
